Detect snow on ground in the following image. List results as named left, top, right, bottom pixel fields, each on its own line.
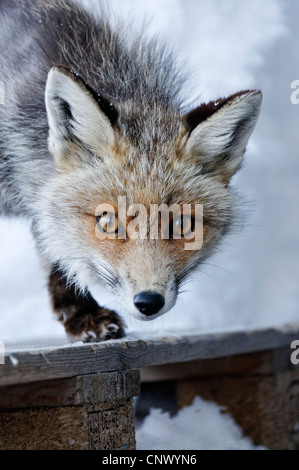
left=0, top=0, right=298, bottom=450
left=136, top=397, right=265, bottom=450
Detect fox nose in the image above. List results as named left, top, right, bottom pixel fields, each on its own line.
left=133, top=291, right=165, bottom=317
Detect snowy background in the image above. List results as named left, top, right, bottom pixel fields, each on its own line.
left=0, top=0, right=298, bottom=450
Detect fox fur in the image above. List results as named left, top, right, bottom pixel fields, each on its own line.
left=0, top=0, right=262, bottom=341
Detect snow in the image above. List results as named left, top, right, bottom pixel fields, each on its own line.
left=0, top=0, right=298, bottom=450
left=136, top=396, right=265, bottom=450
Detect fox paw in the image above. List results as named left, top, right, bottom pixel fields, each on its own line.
left=63, top=307, right=126, bottom=343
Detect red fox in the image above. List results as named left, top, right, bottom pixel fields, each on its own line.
left=0, top=0, right=262, bottom=341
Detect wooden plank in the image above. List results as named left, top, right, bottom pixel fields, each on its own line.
left=0, top=398, right=136, bottom=450
left=140, top=350, right=275, bottom=382
left=1, top=323, right=298, bottom=386
left=140, top=347, right=299, bottom=382
left=0, top=370, right=140, bottom=410
left=0, top=370, right=139, bottom=450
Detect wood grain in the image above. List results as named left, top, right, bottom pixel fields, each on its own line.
left=1, top=323, right=298, bottom=386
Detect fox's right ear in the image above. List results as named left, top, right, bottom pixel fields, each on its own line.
left=45, top=66, right=117, bottom=167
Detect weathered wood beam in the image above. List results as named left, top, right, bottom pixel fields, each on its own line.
left=1, top=324, right=298, bottom=387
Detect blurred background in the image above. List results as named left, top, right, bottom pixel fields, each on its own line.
left=0, top=0, right=298, bottom=342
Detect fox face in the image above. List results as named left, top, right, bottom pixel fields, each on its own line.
left=38, top=66, right=262, bottom=321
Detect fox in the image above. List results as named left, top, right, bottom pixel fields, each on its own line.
left=0, top=0, right=262, bottom=342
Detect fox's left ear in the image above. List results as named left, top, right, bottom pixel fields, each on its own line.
left=45, top=65, right=117, bottom=167
left=184, top=90, right=262, bottom=184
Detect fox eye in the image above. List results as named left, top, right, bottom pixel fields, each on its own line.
left=96, top=212, right=118, bottom=234
left=171, top=215, right=194, bottom=238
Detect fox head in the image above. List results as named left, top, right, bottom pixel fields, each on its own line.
left=40, top=65, right=262, bottom=321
